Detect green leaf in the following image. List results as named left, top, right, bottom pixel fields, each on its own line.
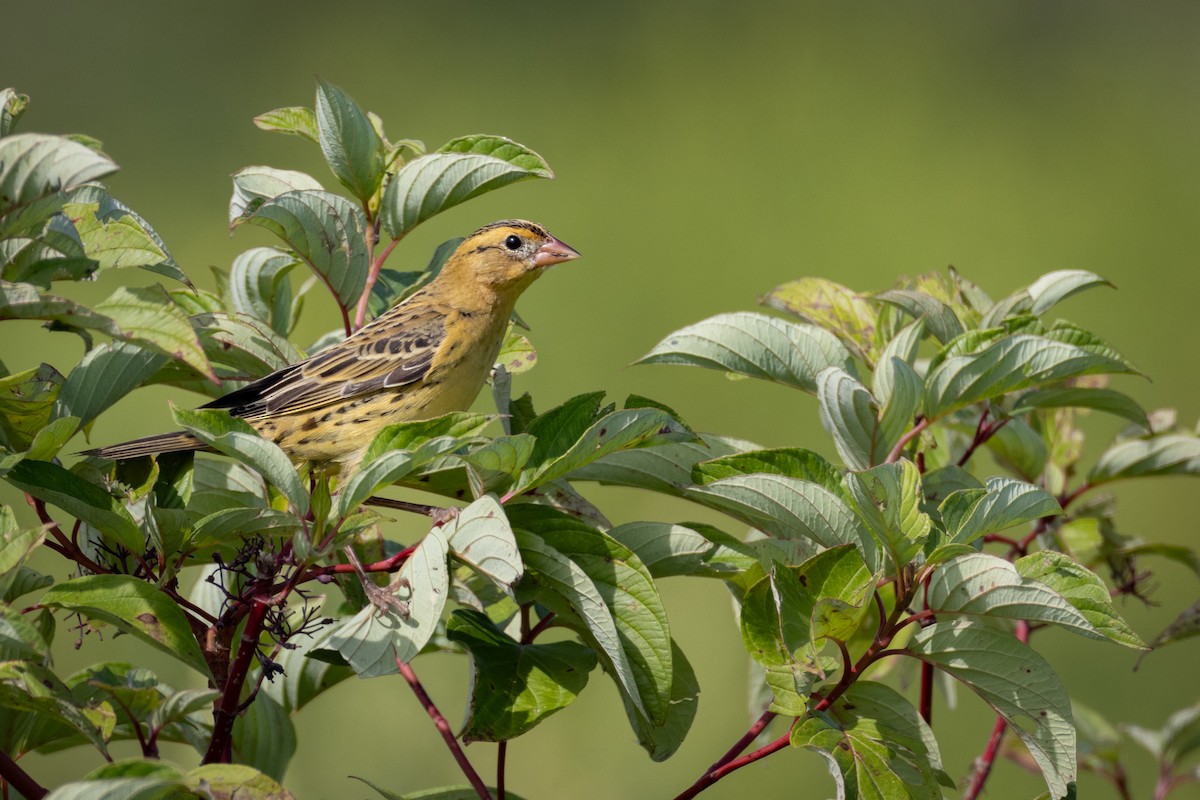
left=926, top=330, right=1138, bottom=419
left=620, top=639, right=700, bottom=761
left=447, top=609, right=597, bottom=742
left=1015, top=551, right=1148, bottom=649
left=607, top=521, right=756, bottom=579
left=876, top=288, right=965, bottom=344
left=516, top=406, right=691, bottom=494
left=314, top=78, right=386, bottom=203
left=927, top=553, right=1106, bottom=641
left=324, top=526, right=449, bottom=675
left=846, top=460, right=932, bottom=570
left=233, top=690, right=296, bottom=782
left=940, top=476, right=1061, bottom=545
left=685, top=473, right=877, bottom=571
left=173, top=407, right=309, bottom=516
left=0, top=660, right=115, bottom=756
left=636, top=312, right=853, bottom=392
left=0, top=133, right=117, bottom=229
left=512, top=508, right=671, bottom=725
left=41, top=574, right=210, bottom=676
left=761, top=277, right=878, bottom=359
left=1090, top=433, right=1200, bottom=484
left=1146, top=599, right=1200, bottom=651
left=0, top=504, right=44, bottom=578
left=55, top=342, right=166, bottom=431
left=172, top=312, right=304, bottom=391
left=188, top=507, right=302, bottom=549
left=1027, top=270, right=1114, bottom=316
left=183, top=764, right=294, bottom=799
left=237, top=190, right=369, bottom=310
left=985, top=416, right=1049, bottom=481
left=495, top=325, right=537, bottom=375
left=0, top=88, right=29, bottom=136
left=381, top=135, right=552, bottom=238
left=444, top=495, right=521, bottom=591
left=0, top=279, right=116, bottom=333
left=817, top=367, right=881, bottom=470
left=872, top=319, right=925, bottom=403
left=0, top=362, right=62, bottom=451
left=61, top=191, right=188, bottom=285
left=909, top=620, right=1076, bottom=800
left=793, top=681, right=951, bottom=799
left=94, top=285, right=215, bottom=382
left=692, top=447, right=847, bottom=498
left=458, top=434, right=535, bottom=478
left=4, top=459, right=143, bottom=552
left=253, top=106, right=319, bottom=142
left=1012, top=388, right=1150, bottom=430
left=361, top=412, right=492, bottom=465
left=570, top=433, right=753, bottom=496
left=229, top=167, right=324, bottom=226
left=226, top=247, right=303, bottom=338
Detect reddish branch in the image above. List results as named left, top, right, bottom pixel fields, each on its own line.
left=886, top=416, right=933, bottom=463
left=293, top=544, right=415, bottom=585
left=203, top=581, right=273, bottom=764
left=396, top=658, right=493, bottom=800
left=0, top=749, right=46, bottom=800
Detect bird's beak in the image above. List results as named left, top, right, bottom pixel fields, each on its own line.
left=533, top=236, right=582, bottom=268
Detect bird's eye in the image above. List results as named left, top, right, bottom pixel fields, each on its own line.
left=504, top=235, right=523, bottom=251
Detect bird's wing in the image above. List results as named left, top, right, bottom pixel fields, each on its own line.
left=204, top=306, right=447, bottom=419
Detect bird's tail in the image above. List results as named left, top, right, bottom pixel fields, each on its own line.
left=82, top=431, right=207, bottom=460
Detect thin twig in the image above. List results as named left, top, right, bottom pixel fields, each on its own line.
left=496, top=741, right=507, bottom=800
left=292, top=544, right=416, bottom=586
left=396, top=658, right=493, bottom=800
left=886, top=416, right=932, bottom=463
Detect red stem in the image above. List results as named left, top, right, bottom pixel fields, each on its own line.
left=0, top=749, right=46, bottom=800
left=673, top=730, right=792, bottom=800
left=353, top=231, right=401, bottom=330
left=292, top=544, right=415, bottom=586
left=496, top=741, right=507, bottom=800
left=887, top=417, right=933, bottom=463
left=203, top=584, right=271, bottom=764
left=396, top=658, right=493, bottom=800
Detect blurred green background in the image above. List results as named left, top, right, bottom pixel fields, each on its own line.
left=4, top=2, right=1200, bottom=798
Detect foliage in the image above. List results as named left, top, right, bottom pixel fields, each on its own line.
left=2, top=84, right=1199, bottom=800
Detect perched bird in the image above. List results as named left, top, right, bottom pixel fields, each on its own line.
left=86, top=220, right=580, bottom=471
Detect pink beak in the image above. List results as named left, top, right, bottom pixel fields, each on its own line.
left=533, top=236, right=582, bottom=268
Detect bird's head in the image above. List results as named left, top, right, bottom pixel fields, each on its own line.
left=444, top=220, right=581, bottom=294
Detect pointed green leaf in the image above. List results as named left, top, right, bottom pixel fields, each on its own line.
left=61, top=191, right=188, bottom=285
left=570, top=434, right=752, bottom=496
left=41, top=574, right=210, bottom=676
left=793, top=681, right=951, bottom=799
left=447, top=608, right=597, bottom=742
left=0, top=279, right=116, bottom=333
left=872, top=319, right=925, bottom=403
left=619, top=638, right=700, bottom=761
left=909, top=620, right=1076, bottom=800
left=381, top=135, right=552, bottom=238
left=876, top=288, right=964, bottom=344
left=1090, top=433, right=1200, bottom=484
left=1027, top=270, right=1113, bottom=315
left=607, top=521, right=756, bottom=579
left=253, top=106, right=318, bottom=142
left=95, top=285, right=214, bottom=382
left=0, top=133, right=117, bottom=226
left=314, top=78, right=386, bottom=203
left=1013, top=388, right=1149, bottom=430
left=237, top=189, right=368, bottom=309
left=817, top=367, right=881, bottom=470
left=926, top=331, right=1137, bottom=419
left=636, top=312, right=853, bottom=392
left=510, top=506, right=672, bottom=726
left=685, top=473, right=877, bottom=570
left=928, top=553, right=1106, bottom=641
left=692, top=447, right=847, bottom=498
left=445, top=495, right=521, bottom=591
left=1015, top=550, right=1148, bottom=649
left=0, top=362, right=62, bottom=451
left=232, top=691, right=296, bottom=782
left=846, top=460, right=931, bottom=569
left=0, top=88, right=29, bottom=136
left=173, top=407, right=308, bottom=516
left=0, top=660, right=113, bottom=757
left=56, top=341, right=167, bottom=429
left=229, top=167, right=324, bottom=226
left=4, top=459, right=143, bottom=552
left=761, top=277, right=878, bottom=359
left=940, top=476, right=1061, bottom=545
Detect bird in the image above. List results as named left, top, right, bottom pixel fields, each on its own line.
left=85, top=219, right=580, bottom=472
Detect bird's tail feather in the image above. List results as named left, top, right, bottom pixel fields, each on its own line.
left=83, top=432, right=206, bottom=460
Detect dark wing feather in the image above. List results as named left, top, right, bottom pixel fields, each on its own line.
left=204, top=306, right=446, bottom=420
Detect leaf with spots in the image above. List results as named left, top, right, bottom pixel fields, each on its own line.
left=40, top=574, right=210, bottom=677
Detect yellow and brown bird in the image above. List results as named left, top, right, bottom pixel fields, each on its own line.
left=86, top=220, right=580, bottom=470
